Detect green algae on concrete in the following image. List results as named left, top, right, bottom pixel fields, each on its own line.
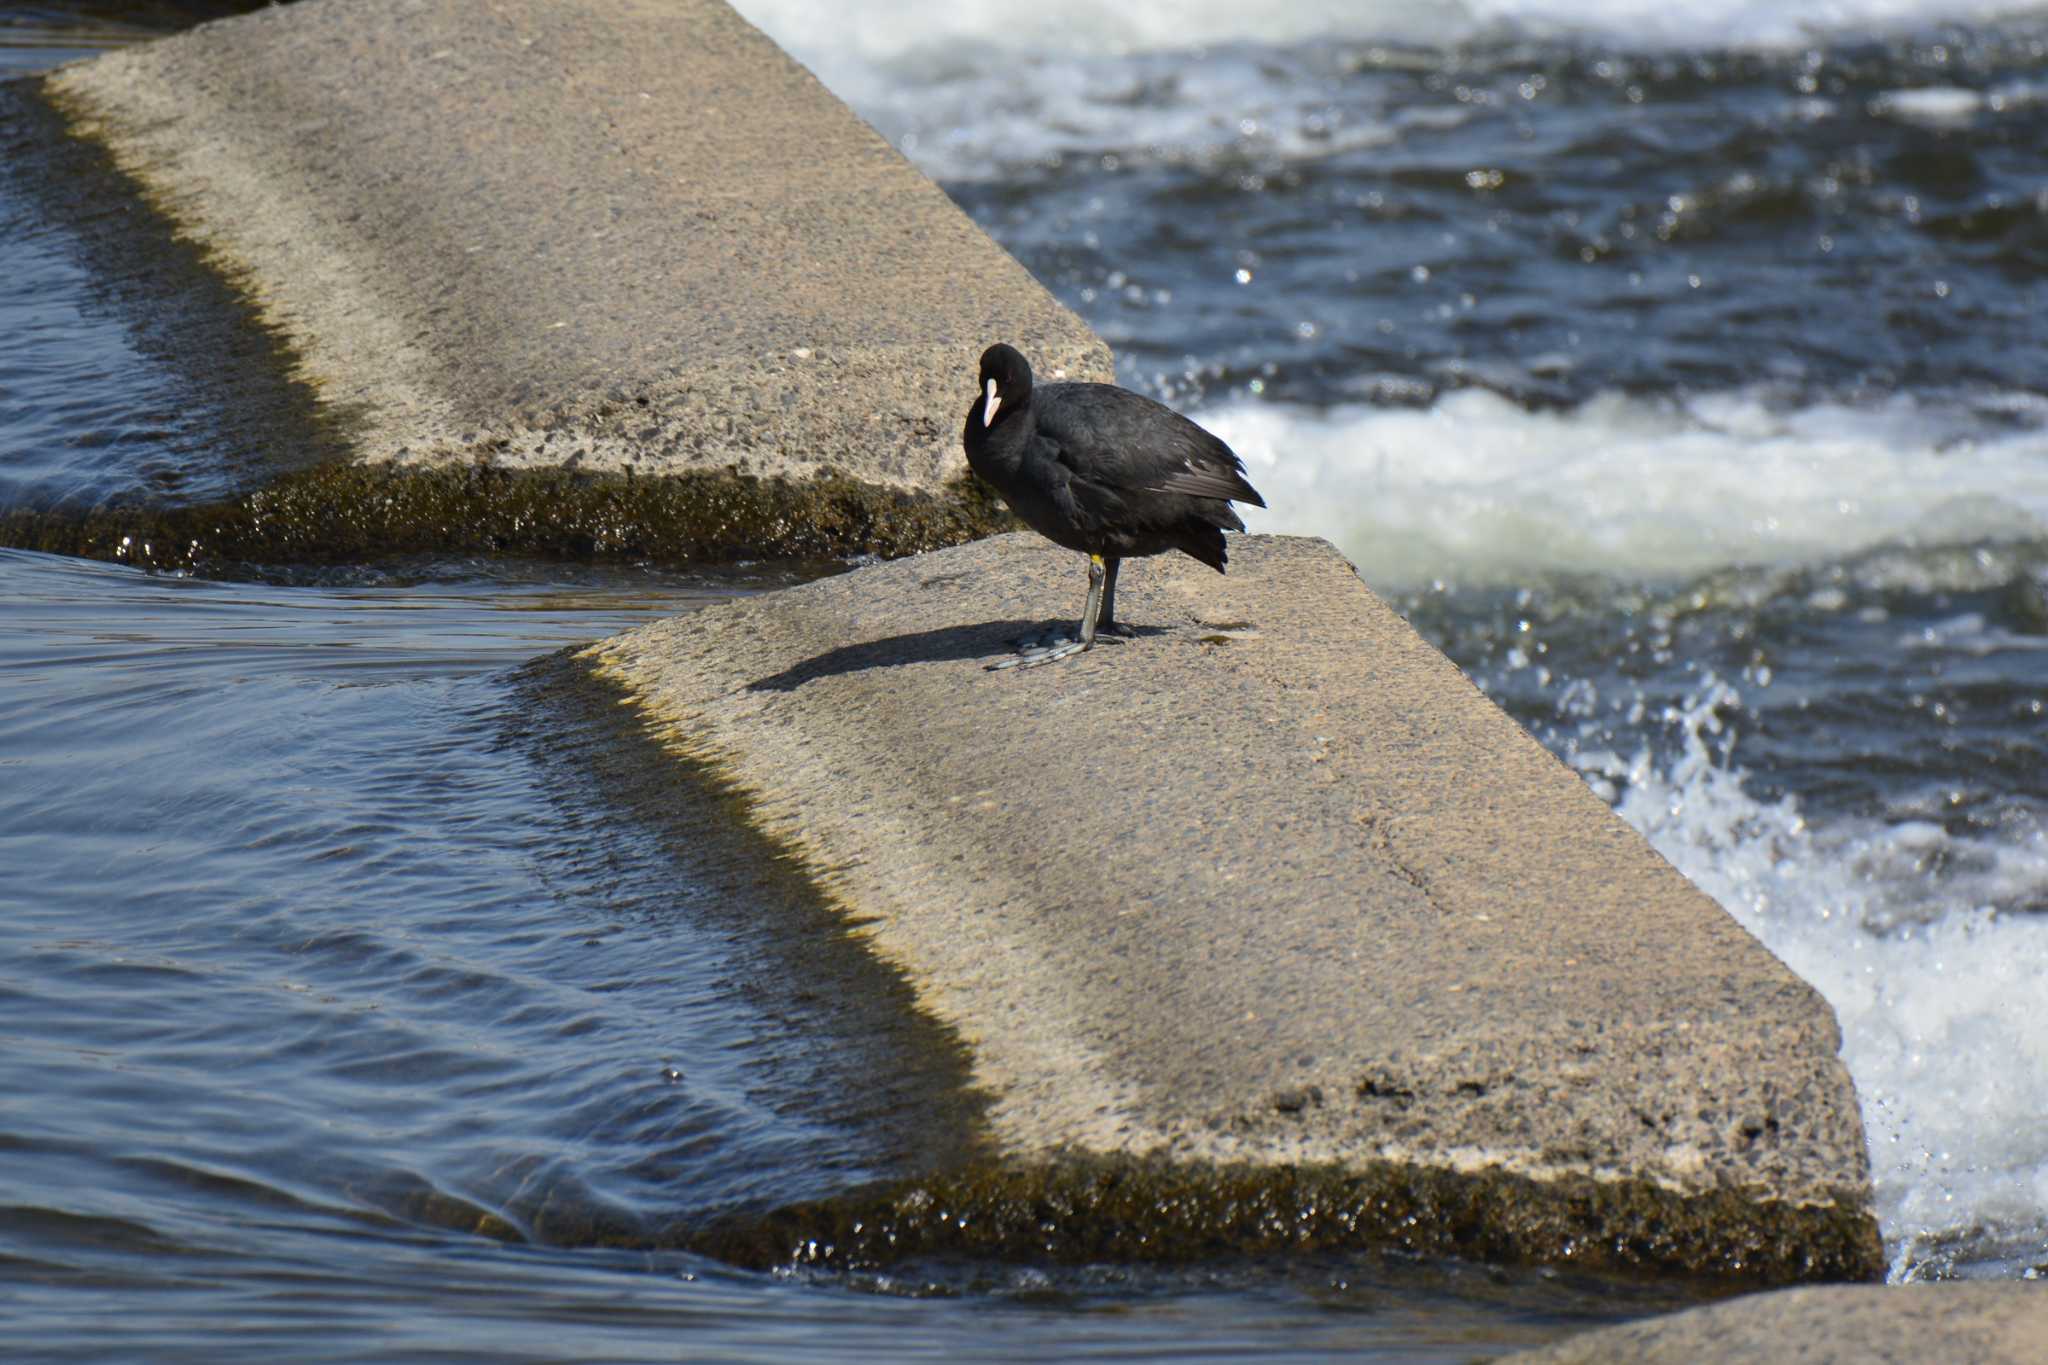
left=41, top=0, right=1111, bottom=538
left=0, top=462, right=1018, bottom=574
left=678, top=1156, right=1881, bottom=1282
left=395, top=1150, right=1876, bottom=1282
left=582, top=533, right=1886, bottom=1283
left=367, top=1130, right=1878, bottom=1281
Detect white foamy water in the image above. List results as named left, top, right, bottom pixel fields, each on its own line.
left=822, top=42, right=1419, bottom=182
left=727, top=10, right=1421, bottom=181
left=1208, top=389, right=2048, bottom=588
left=1555, top=677, right=2048, bottom=1278
left=732, top=0, right=2048, bottom=177
left=736, top=0, right=2044, bottom=67
left=1872, top=80, right=2048, bottom=124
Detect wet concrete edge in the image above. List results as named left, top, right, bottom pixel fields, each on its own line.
left=403, top=1143, right=1880, bottom=1285
left=669, top=1156, right=1882, bottom=1283
left=0, top=457, right=1017, bottom=572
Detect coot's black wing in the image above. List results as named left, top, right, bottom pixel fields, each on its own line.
left=1033, top=383, right=1266, bottom=508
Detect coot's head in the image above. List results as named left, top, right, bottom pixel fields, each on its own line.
left=977, top=343, right=1033, bottom=429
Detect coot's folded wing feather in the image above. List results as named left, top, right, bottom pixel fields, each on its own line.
left=1021, top=428, right=1127, bottom=537
left=1140, top=462, right=1265, bottom=506
left=1036, top=384, right=1265, bottom=508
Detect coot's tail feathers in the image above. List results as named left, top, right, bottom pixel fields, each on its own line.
left=1178, top=525, right=1231, bottom=573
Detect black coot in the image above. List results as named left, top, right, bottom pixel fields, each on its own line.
left=963, top=342, right=1267, bottom=668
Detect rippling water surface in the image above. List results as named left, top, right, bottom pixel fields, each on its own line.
left=5, top=0, right=2048, bottom=1357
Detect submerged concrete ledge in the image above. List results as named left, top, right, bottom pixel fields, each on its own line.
left=585, top=533, right=1884, bottom=1281
left=1507, top=1283, right=2048, bottom=1363
left=38, top=0, right=1106, bottom=552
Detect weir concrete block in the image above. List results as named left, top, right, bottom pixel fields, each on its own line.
left=34, top=0, right=1107, bottom=560
left=585, top=533, right=1884, bottom=1279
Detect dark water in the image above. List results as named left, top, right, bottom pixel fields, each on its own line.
left=934, top=26, right=2048, bottom=413
left=4, top=0, right=2048, bottom=1358
left=0, top=37, right=342, bottom=519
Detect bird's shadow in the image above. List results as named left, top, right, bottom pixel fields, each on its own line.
left=747, top=619, right=1170, bottom=693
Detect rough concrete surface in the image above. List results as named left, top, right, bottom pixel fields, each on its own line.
left=585, top=533, right=1883, bottom=1278
left=45, top=0, right=1108, bottom=492
left=1509, top=1283, right=2048, bottom=1363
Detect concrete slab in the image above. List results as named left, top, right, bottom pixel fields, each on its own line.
left=1507, top=1283, right=2048, bottom=1363
left=584, top=532, right=1884, bottom=1280
left=39, top=0, right=1107, bottom=555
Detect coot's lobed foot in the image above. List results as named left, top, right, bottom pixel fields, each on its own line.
left=986, top=622, right=1118, bottom=669
left=986, top=636, right=1091, bottom=670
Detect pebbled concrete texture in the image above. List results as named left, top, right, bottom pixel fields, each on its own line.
left=44, top=0, right=1108, bottom=494
left=1507, top=1283, right=2048, bottom=1363
left=585, top=533, right=1883, bottom=1279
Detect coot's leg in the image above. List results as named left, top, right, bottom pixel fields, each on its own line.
left=1094, top=556, right=1135, bottom=637
left=988, top=554, right=1104, bottom=670
left=1077, top=554, right=1105, bottom=649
